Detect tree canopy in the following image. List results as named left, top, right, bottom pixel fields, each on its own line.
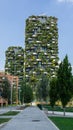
left=36, top=74, right=49, bottom=101
left=49, top=78, right=58, bottom=108
left=20, top=79, right=33, bottom=104
left=57, top=55, right=73, bottom=109
left=1, top=77, right=11, bottom=103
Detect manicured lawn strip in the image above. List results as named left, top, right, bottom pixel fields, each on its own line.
left=0, top=118, right=11, bottom=124
left=49, top=116, right=73, bottom=130
left=43, top=105, right=73, bottom=112
left=0, top=111, right=19, bottom=116
left=43, top=105, right=63, bottom=111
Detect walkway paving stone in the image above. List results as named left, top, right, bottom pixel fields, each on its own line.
left=0, top=106, right=59, bottom=130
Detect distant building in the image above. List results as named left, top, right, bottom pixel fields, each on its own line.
left=0, top=71, right=19, bottom=104
left=25, top=15, right=59, bottom=85
left=5, top=46, right=24, bottom=88
left=0, top=97, right=8, bottom=107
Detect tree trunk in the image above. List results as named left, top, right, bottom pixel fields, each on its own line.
left=52, top=110, right=54, bottom=114
left=52, top=107, right=54, bottom=114
left=63, top=107, right=65, bottom=116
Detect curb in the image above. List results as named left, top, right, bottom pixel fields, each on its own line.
left=0, top=122, right=7, bottom=128
left=42, top=110, right=59, bottom=130
left=48, top=118, right=60, bottom=130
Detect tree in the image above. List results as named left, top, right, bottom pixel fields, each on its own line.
left=70, top=76, right=73, bottom=96
left=1, top=77, right=11, bottom=103
left=12, top=87, right=17, bottom=104
left=36, top=74, right=49, bottom=102
left=57, top=55, right=73, bottom=116
left=20, top=80, right=26, bottom=104
left=24, top=84, right=33, bottom=103
left=20, top=80, right=33, bottom=104
left=49, top=78, right=58, bottom=113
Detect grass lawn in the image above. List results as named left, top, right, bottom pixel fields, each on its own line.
left=0, top=111, right=19, bottom=116
left=0, top=118, right=11, bottom=124
left=43, top=105, right=73, bottom=112
left=49, top=116, right=73, bottom=130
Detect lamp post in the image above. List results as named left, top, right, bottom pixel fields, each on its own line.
left=0, top=77, right=5, bottom=107
left=0, top=88, right=3, bottom=107
left=18, top=87, right=21, bottom=104
left=11, top=83, right=13, bottom=105
left=10, top=77, right=14, bottom=105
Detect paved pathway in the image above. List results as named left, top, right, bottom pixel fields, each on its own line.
left=0, top=106, right=59, bottom=130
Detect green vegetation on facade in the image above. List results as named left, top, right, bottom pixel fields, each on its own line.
left=5, top=46, right=24, bottom=87
left=25, top=15, right=59, bottom=92
left=5, top=46, right=24, bottom=103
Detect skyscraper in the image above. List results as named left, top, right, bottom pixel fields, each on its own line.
left=5, top=46, right=24, bottom=87
left=25, top=15, right=59, bottom=85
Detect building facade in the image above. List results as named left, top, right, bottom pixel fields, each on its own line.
left=25, top=15, right=59, bottom=85
left=0, top=72, right=18, bottom=105
left=5, top=46, right=24, bottom=88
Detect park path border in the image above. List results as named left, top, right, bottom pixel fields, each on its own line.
left=0, top=122, right=7, bottom=128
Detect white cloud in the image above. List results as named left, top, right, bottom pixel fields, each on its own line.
left=57, top=0, right=73, bottom=3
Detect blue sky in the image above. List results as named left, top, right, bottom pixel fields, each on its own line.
left=0, top=0, right=73, bottom=70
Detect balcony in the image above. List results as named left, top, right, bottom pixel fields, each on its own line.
left=31, top=17, right=36, bottom=21
left=25, top=75, right=29, bottom=78
left=52, top=41, right=55, bottom=44
left=28, top=37, right=32, bottom=40
left=36, top=59, right=41, bottom=61
left=46, top=26, right=50, bottom=29
left=36, top=40, right=41, bottom=43
left=37, top=32, right=42, bottom=35
left=33, top=71, right=36, bottom=74
left=32, top=34, right=37, bottom=37
left=51, top=56, right=56, bottom=59
left=52, top=75, right=55, bottom=78
left=33, top=52, right=37, bottom=55
left=44, top=52, right=48, bottom=55
left=48, top=62, right=52, bottom=65
left=51, top=24, right=54, bottom=27
left=43, top=71, right=48, bottom=74
left=47, top=44, right=50, bottom=47
left=55, top=65, right=59, bottom=68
